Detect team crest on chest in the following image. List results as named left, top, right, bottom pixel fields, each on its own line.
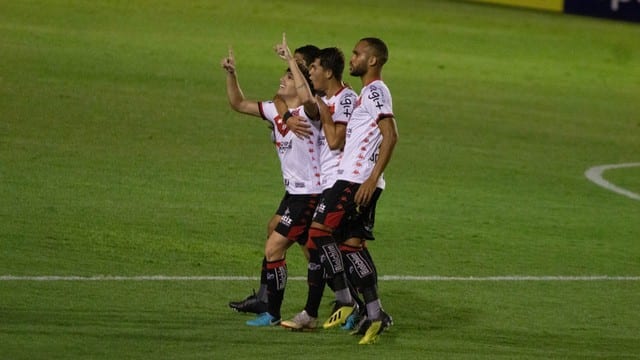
left=275, top=109, right=301, bottom=136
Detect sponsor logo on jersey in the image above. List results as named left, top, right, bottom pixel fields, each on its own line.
left=280, top=209, right=293, bottom=226
left=276, top=140, right=292, bottom=154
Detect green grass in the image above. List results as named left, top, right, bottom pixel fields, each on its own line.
left=1, top=0, right=639, bottom=358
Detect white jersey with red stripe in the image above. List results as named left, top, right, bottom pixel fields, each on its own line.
left=319, top=86, right=357, bottom=190
left=259, top=101, right=322, bottom=195
left=336, top=79, right=393, bottom=190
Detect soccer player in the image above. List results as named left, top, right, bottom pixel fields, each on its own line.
left=307, top=37, right=398, bottom=344
left=228, top=44, right=320, bottom=315
left=278, top=46, right=360, bottom=331
left=221, top=45, right=322, bottom=326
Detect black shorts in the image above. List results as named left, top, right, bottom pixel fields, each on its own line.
left=314, top=181, right=382, bottom=242
left=275, top=192, right=319, bottom=245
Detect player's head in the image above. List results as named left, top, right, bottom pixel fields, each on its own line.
left=294, top=44, right=320, bottom=67
left=349, top=37, right=389, bottom=77
left=309, top=47, right=345, bottom=92
left=278, top=61, right=315, bottom=98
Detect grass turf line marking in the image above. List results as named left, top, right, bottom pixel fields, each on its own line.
left=1, top=275, right=639, bottom=281
left=585, top=163, right=640, bottom=201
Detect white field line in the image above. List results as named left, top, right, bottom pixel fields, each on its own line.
left=585, top=163, right=640, bottom=201
left=1, top=275, right=639, bottom=281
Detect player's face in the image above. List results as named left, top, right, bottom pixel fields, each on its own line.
left=309, top=59, right=327, bottom=92
left=277, top=71, right=296, bottom=97
left=349, top=41, right=369, bottom=77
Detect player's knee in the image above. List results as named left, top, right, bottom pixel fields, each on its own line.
left=265, top=233, right=289, bottom=261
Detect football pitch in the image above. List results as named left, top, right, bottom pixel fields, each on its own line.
left=1, top=0, right=639, bottom=358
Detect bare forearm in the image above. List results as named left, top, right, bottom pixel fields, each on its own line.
left=225, top=72, right=259, bottom=116
left=287, top=57, right=315, bottom=106
left=323, top=122, right=345, bottom=150
left=317, top=97, right=343, bottom=149
left=226, top=72, right=244, bottom=109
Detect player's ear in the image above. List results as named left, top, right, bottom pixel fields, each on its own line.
left=368, top=55, right=378, bottom=67
left=326, top=68, right=334, bottom=80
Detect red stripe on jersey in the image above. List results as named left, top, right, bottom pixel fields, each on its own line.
left=266, top=259, right=286, bottom=269
left=306, top=238, right=318, bottom=250
left=339, top=244, right=361, bottom=253
left=324, top=210, right=345, bottom=229
left=287, top=224, right=307, bottom=241
left=308, top=227, right=331, bottom=239
left=275, top=114, right=289, bottom=136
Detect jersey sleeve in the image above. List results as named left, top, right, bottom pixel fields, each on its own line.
left=258, top=101, right=278, bottom=126
left=363, top=84, right=393, bottom=123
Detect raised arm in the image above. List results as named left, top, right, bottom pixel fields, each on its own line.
left=221, top=47, right=260, bottom=117
left=275, top=33, right=318, bottom=119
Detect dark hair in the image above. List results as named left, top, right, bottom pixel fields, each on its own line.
left=360, top=37, right=388, bottom=66
left=286, top=61, right=315, bottom=95
left=294, top=44, right=320, bottom=66
left=316, top=47, right=345, bottom=81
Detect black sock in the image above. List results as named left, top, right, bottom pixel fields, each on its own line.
left=256, top=257, right=268, bottom=303
left=304, top=248, right=325, bottom=318
left=266, top=259, right=287, bottom=319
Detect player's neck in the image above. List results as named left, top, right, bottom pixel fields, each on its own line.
left=284, top=95, right=302, bottom=109
left=324, top=80, right=344, bottom=98
left=361, top=69, right=382, bottom=87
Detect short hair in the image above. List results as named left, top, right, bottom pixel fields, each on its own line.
left=286, top=61, right=315, bottom=95
left=360, top=37, right=388, bottom=66
left=316, top=47, right=345, bottom=81
left=294, top=44, right=320, bottom=66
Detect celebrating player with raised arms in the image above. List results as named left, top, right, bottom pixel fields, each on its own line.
left=221, top=43, right=321, bottom=327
